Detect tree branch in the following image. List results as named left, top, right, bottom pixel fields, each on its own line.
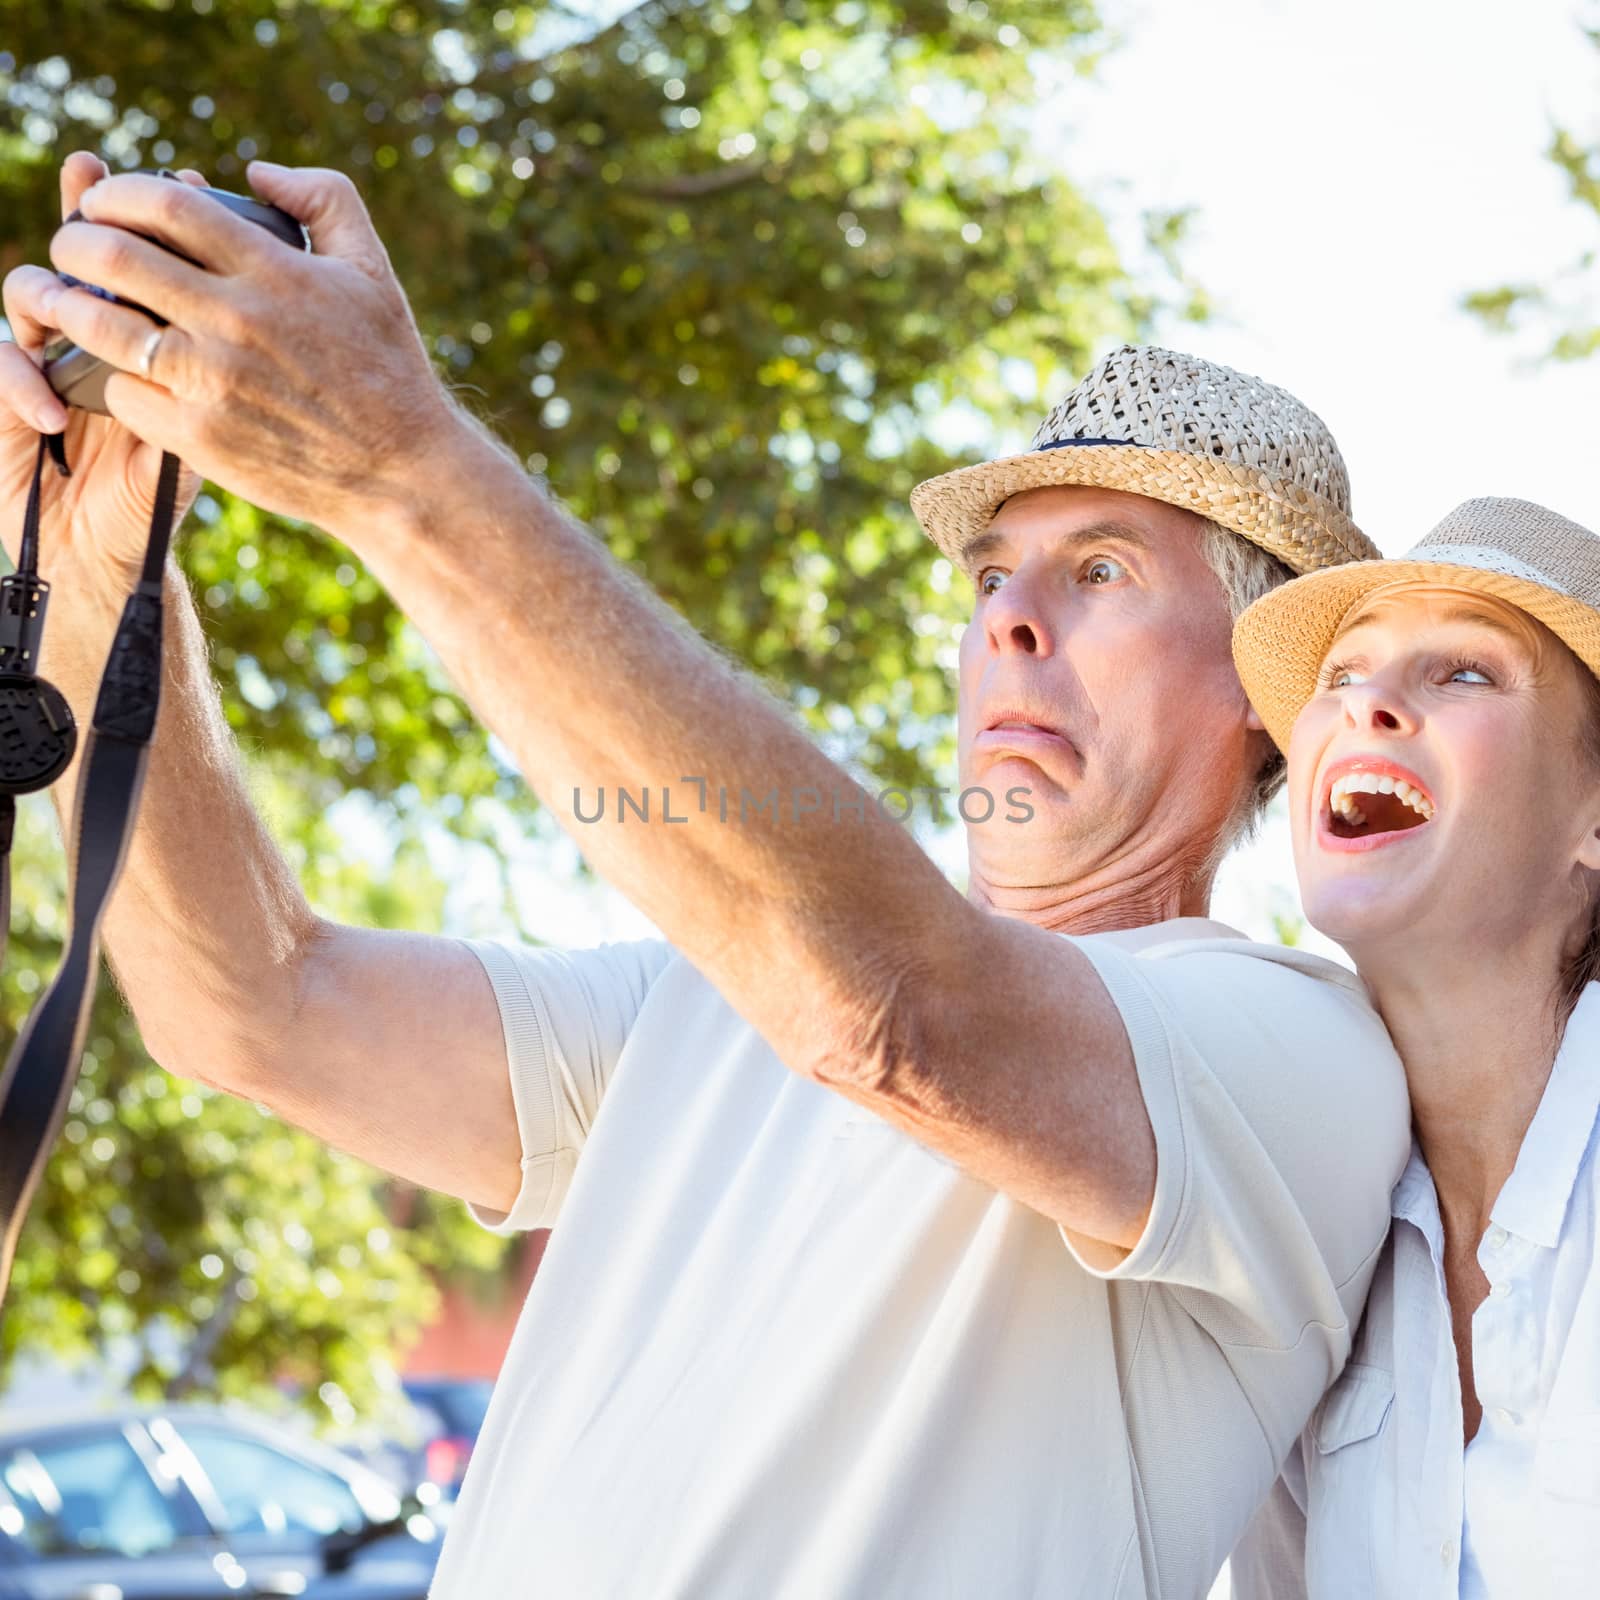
left=565, top=149, right=773, bottom=198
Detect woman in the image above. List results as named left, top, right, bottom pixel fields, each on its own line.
left=1226, top=496, right=1600, bottom=1598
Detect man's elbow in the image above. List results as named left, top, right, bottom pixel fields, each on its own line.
left=139, top=911, right=330, bottom=1102
left=804, top=948, right=950, bottom=1116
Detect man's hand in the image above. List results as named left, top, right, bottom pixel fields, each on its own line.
left=1, top=153, right=210, bottom=604
left=43, top=161, right=454, bottom=538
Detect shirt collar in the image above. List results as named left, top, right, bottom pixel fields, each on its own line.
left=1489, top=981, right=1600, bottom=1249
left=1082, top=916, right=1246, bottom=954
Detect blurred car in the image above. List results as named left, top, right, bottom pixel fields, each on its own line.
left=394, top=1380, right=492, bottom=1502
left=0, top=1405, right=441, bottom=1599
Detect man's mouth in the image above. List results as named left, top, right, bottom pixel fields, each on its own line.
left=972, top=703, right=1084, bottom=775
left=981, top=705, right=1067, bottom=738
left=977, top=714, right=1074, bottom=757
left=1322, top=763, right=1436, bottom=844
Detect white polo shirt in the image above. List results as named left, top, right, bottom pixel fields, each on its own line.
left=429, top=919, right=1407, bottom=1600
left=1229, top=981, right=1600, bottom=1599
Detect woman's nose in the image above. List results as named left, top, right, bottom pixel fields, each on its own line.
left=1341, top=679, right=1415, bottom=735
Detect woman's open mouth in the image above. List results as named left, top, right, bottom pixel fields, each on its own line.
left=1321, top=767, right=1436, bottom=848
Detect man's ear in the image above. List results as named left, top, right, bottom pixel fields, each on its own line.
left=1231, top=669, right=1267, bottom=732
left=1577, top=809, right=1600, bottom=874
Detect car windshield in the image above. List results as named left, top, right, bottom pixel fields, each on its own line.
left=0, top=1433, right=184, bottom=1559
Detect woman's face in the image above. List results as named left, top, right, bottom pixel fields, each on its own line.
left=1287, top=582, right=1600, bottom=964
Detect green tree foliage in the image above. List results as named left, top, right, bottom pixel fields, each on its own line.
left=0, top=0, right=1181, bottom=1417
left=1465, top=16, right=1599, bottom=360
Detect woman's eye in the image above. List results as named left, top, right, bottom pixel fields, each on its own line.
left=1448, top=664, right=1493, bottom=685
left=1322, top=664, right=1364, bottom=690
left=978, top=569, right=1006, bottom=596
left=1083, top=557, right=1127, bottom=586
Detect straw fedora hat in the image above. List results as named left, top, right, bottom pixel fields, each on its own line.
left=1233, top=496, right=1600, bottom=753
left=910, top=343, right=1378, bottom=574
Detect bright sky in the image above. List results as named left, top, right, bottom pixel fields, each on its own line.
left=1063, top=0, right=1597, bottom=540
left=424, top=0, right=1599, bottom=960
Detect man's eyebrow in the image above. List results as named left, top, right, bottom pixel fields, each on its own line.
left=955, top=519, right=1153, bottom=571
left=957, top=528, right=1009, bottom=569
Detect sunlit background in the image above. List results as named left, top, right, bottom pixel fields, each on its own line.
left=473, top=0, right=1600, bottom=969
left=0, top=0, right=1595, bottom=1591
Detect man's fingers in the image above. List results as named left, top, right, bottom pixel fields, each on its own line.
left=2, top=263, right=72, bottom=359
left=244, top=161, right=386, bottom=273
left=76, top=172, right=266, bottom=276
left=0, top=340, right=69, bottom=434
left=48, top=285, right=194, bottom=398
left=61, top=156, right=207, bottom=233
left=102, top=365, right=191, bottom=460
left=60, top=151, right=109, bottom=223
left=2, top=264, right=74, bottom=431
left=49, top=218, right=211, bottom=331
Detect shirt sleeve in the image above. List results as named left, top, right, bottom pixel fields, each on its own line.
left=460, top=935, right=676, bottom=1234
left=1062, top=938, right=1410, bottom=1439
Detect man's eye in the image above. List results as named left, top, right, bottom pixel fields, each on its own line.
left=978, top=569, right=1006, bottom=596
left=1321, top=663, right=1364, bottom=690
left=1083, top=557, right=1127, bottom=586
left=1445, top=661, right=1494, bottom=685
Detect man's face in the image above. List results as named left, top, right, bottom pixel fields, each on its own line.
left=955, top=485, right=1261, bottom=899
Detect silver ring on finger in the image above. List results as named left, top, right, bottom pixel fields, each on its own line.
left=136, top=327, right=166, bottom=382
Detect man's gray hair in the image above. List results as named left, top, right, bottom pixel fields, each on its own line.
left=1195, top=519, right=1295, bottom=849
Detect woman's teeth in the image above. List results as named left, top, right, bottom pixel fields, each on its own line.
left=1328, top=772, right=1435, bottom=824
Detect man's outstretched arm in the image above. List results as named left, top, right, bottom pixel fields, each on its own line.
left=49, top=164, right=1154, bottom=1254
left=333, top=408, right=1154, bottom=1256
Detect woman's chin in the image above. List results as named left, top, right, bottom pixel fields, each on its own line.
left=1303, top=880, right=1431, bottom=955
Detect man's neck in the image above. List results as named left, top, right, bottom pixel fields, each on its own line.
left=965, top=850, right=1214, bottom=935
left=1364, top=941, right=1564, bottom=1233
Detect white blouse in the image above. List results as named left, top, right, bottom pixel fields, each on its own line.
left=1230, top=981, right=1600, bottom=1599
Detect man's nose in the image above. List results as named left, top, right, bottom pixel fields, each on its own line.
left=983, top=567, right=1055, bottom=656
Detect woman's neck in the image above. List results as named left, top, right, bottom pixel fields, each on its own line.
left=1360, top=938, right=1565, bottom=1232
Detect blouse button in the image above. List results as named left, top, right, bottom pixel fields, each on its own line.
left=1489, top=1281, right=1509, bottom=1299
left=1486, top=1225, right=1508, bottom=1250
left=1440, top=1538, right=1456, bottom=1564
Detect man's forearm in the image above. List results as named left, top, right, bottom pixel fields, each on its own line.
left=36, top=558, right=319, bottom=1080
left=326, top=412, right=1153, bottom=1251
left=337, top=409, right=968, bottom=1092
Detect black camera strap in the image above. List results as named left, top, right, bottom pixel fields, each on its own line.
left=0, top=433, right=179, bottom=1310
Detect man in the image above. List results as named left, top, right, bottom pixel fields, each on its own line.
left=1, top=154, right=1407, bottom=1596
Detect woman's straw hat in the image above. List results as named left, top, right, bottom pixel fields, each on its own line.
left=910, top=344, right=1378, bottom=574
left=1233, top=496, right=1600, bottom=753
